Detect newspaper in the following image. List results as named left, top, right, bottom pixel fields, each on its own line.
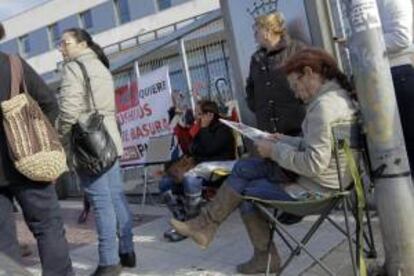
left=220, top=119, right=274, bottom=142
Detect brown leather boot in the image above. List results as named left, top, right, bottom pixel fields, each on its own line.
left=236, top=212, right=281, bottom=274
left=170, top=185, right=242, bottom=249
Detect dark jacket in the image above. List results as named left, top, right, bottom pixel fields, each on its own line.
left=190, top=119, right=235, bottom=164
left=246, top=36, right=307, bottom=134
left=0, top=52, right=59, bottom=187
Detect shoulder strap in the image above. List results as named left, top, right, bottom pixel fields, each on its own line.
left=72, top=60, right=98, bottom=112
left=8, top=55, right=28, bottom=99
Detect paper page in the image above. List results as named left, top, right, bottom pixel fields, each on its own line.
left=220, top=119, right=273, bottom=142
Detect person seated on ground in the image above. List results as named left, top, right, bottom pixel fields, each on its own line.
left=168, top=106, right=198, bottom=156
left=160, top=100, right=236, bottom=242
left=170, top=48, right=358, bottom=274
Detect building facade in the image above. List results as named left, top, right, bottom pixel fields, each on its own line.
left=0, top=0, right=230, bottom=102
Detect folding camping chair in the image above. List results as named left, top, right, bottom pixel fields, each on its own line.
left=140, top=133, right=176, bottom=206
left=244, top=120, right=377, bottom=276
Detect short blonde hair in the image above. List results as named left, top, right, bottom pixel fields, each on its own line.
left=255, top=12, right=286, bottom=36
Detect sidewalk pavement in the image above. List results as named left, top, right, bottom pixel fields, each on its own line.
left=17, top=199, right=383, bottom=276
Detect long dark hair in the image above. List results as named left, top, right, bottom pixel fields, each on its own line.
left=283, top=48, right=354, bottom=92
left=63, top=28, right=109, bottom=68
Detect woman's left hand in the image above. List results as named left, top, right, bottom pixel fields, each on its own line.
left=255, top=139, right=274, bottom=159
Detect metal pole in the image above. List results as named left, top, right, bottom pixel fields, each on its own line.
left=134, top=60, right=140, bottom=78
left=179, top=38, right=196, bottom=111
left=325, top=0, right=345, bottom=71
left=344, top=1, right=414, bottom=275
left=133, top=60, right=147, bottom=204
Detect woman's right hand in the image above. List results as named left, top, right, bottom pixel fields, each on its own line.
left=267, top=132, right=284, bottom=141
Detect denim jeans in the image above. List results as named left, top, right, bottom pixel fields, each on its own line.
left=0, top=183, right=73, bottom=276
left=159, top=173, right=205, bottom=197
left=391, top=65, right=414, bottom=171
left=159, top=175, right=174, bottom=194
left=226, top=158, right=295, bottom=214
left=79, top=161, right=134, bottom=266
left=159, top=175, right=184, bottom=195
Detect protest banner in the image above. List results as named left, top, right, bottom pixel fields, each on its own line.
left=115, top=66, right=174, bottom=166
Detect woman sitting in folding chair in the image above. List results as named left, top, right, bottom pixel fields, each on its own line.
left=171, top=48, right=358, bottom=274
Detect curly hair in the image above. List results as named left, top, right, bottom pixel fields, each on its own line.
left=283, top=48, right=354, bottom=92
left=255, top=11, right=286, bottom=36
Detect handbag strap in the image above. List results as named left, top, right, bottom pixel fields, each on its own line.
left=9, top=55, right=28, bottom=99
left=72, top=60, right=98, bottom=112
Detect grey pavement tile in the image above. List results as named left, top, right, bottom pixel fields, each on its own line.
left=71, top=244, right=99, bottom=262
left=134, top=215, right=242, bottom=262
left=125, top=247, right=208, bottom=275
left=273, top=220, right=348, bottom=275
left=24, top=201, right=381, bottom=276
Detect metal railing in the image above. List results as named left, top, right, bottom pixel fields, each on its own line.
left=103, top=11, right=215, bottom=56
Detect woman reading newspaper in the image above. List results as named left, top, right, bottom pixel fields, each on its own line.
left=170, top=48, right=358, bottom=274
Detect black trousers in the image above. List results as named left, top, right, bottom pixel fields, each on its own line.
left=0, top=182, right=73, bottom=276
left=391, top=65, right=414, bottom=172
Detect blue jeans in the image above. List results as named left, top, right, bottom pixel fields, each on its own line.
left=79, top=161, right=134, bottom=266
left=159, top=175, right=174, bottom=194
left=159, top=175, right=184, bottom=195
left=159, top=174, right=204, bottom=197
left=182, top=175, right=204, bottom=196
left=226, top=158, right=295, bottom=214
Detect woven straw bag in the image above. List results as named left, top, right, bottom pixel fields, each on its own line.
left=1, top=55, right=67, bottom=182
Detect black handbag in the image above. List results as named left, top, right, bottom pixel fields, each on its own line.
left=71, top=61, right=117, bottom=176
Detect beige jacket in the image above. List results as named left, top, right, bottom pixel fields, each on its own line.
left=270, top=81, right=358, bottom=198
left=57, top=48, right=123, bottom=156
